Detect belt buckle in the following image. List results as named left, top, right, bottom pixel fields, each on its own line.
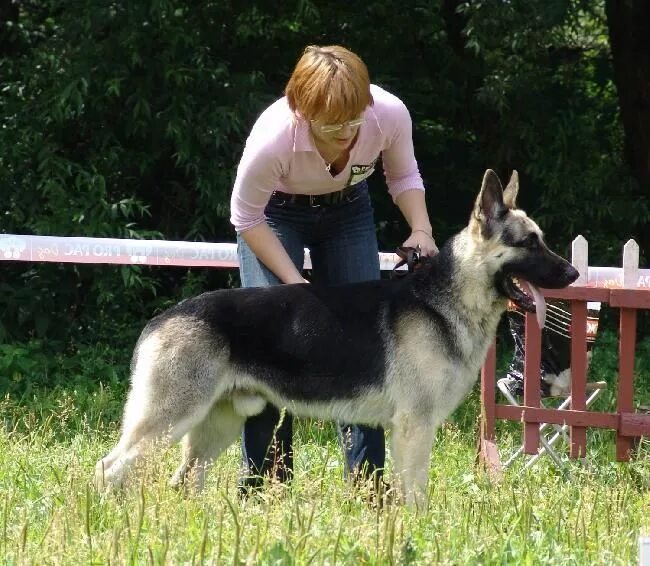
left=271, top=191, right=286, bottom=207
left=309, top=195, right=321, bottom=208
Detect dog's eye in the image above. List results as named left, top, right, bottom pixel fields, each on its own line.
left=524, top=234, right=540, bottom=248
left=517, top=234, right=539, bottom=248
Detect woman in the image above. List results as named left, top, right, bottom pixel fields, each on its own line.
left=231, top=44, right=437, bottom=491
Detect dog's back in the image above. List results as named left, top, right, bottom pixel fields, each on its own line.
left=144, top=279, right=402, bottom=399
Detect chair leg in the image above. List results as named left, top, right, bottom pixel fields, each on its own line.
left=497, top=379, right=605, bottom=470
left=524, top=423, right=569, bottom=469
left=498, top=379, right=566, bottom=468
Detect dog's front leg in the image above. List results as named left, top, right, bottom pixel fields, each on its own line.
left=390, top=413, right=435, bottom=511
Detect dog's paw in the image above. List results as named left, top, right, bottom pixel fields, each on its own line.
left=93, top=458, right=124, bottom=492
left=169, top=463, right=206, bottom=495
left=93, top=460, right=109, bottom=491
left=169, top=466, right=186, bottom=491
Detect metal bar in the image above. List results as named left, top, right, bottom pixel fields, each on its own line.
left=3, top=234, right=649, bottom=287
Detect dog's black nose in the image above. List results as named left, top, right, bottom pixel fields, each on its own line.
left=566, top=264, right=580, bottom=284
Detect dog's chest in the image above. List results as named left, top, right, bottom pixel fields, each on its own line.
left=390, top=310, right=497, bottom=408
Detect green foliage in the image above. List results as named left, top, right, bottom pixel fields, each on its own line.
left=1, top=1, right=647, bottom=347
left=0, top=340, right=129, bottom=400
left=457, top=0, right=648, bottom=258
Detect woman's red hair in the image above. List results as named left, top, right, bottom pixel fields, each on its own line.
left=285, top=45, right=373, bottom=123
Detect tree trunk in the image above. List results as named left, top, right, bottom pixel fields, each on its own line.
left=605, top=1, right=650, bottom=200
left=0, top=0, right=19, bottom=56
left=606, top=1, right=650, bottom=332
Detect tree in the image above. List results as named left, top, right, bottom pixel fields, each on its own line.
left=0, top=0, right=19, bottom=56
left=0, top=0, right=645, bottom=345
left=605, top=0, right=650, bottom=255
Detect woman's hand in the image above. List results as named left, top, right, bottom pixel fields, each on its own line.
left=401, top=229, right=439, bottom=257
left=394, top=190, right=438, bottom=257
left=240, top=223, right=308, bottom=284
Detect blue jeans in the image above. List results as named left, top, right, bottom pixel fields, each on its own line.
left=237, top=181, right=385, bottom=487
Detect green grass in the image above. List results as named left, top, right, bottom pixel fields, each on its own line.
left=0, top=331, right=649, bottom=564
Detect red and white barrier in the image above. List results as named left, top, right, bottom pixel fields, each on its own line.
left=2, top=234, right=650, bottom=287
left=0, top=234, right=406, bottom=272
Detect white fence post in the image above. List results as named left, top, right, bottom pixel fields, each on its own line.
left=622, top=239, right=640, bottom=289
left=571, top=235, right=588, bottom=285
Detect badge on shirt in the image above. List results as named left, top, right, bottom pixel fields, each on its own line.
left=347, top=158, right=377, bottom=186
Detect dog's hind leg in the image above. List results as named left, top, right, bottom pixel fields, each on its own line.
left=390, top=413, right=436, bottom=510
left=95, top=393, right=219, bottom=491
left=169, top=398, right=246, bottom=492
left=94, top=350, right=228, bottom=490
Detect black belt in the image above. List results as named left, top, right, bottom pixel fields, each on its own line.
left=271, top=184, right=359, bottom=207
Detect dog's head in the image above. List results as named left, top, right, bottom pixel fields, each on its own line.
left=470, top=169, right=579, bottom=326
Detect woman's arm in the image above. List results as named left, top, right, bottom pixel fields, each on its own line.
left=378, top=93, right=437, bottom=256
left=395, top=189, right=438, bottom=256
left=239, top=223, right=307, bottom=284
left=231, top=111, right=309, bottom=282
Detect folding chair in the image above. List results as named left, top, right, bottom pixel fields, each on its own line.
left=497, top=378, right=606, bottom=469
left=497, top=299, right=605, bottom=469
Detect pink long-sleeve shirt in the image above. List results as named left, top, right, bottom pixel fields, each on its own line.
left=230, top=84, right=425, bottom=233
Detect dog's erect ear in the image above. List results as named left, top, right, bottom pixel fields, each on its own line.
left=474, top=169, right=505, bottom=222
left=503, top=170, right=519, bottom=209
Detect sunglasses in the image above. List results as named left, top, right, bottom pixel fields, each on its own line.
left=311, top=118, right=365, bottom=134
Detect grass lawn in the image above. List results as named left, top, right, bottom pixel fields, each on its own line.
left=1, top=330, right=648, bottom=564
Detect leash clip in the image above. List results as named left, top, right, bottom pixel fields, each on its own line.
left=392, top=245, right=421, bottom=277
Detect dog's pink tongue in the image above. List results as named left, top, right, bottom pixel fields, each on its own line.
left=527, top=282, right=547, bottom=329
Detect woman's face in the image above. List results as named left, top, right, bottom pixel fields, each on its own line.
left=309, top=117, right=364, bottom=151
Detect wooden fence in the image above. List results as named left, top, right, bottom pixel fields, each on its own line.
left=479, top=237, right=650, bottom=475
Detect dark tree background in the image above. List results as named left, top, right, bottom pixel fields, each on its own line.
left=605, top=0, right=650, bottom=254
left=0, top=1, right=647, bottom=356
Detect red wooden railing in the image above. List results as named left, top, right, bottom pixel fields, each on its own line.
left=480, top=238, right=650, bottom=475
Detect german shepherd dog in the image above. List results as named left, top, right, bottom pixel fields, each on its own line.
left=95, top=170, right=578, bottom=507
